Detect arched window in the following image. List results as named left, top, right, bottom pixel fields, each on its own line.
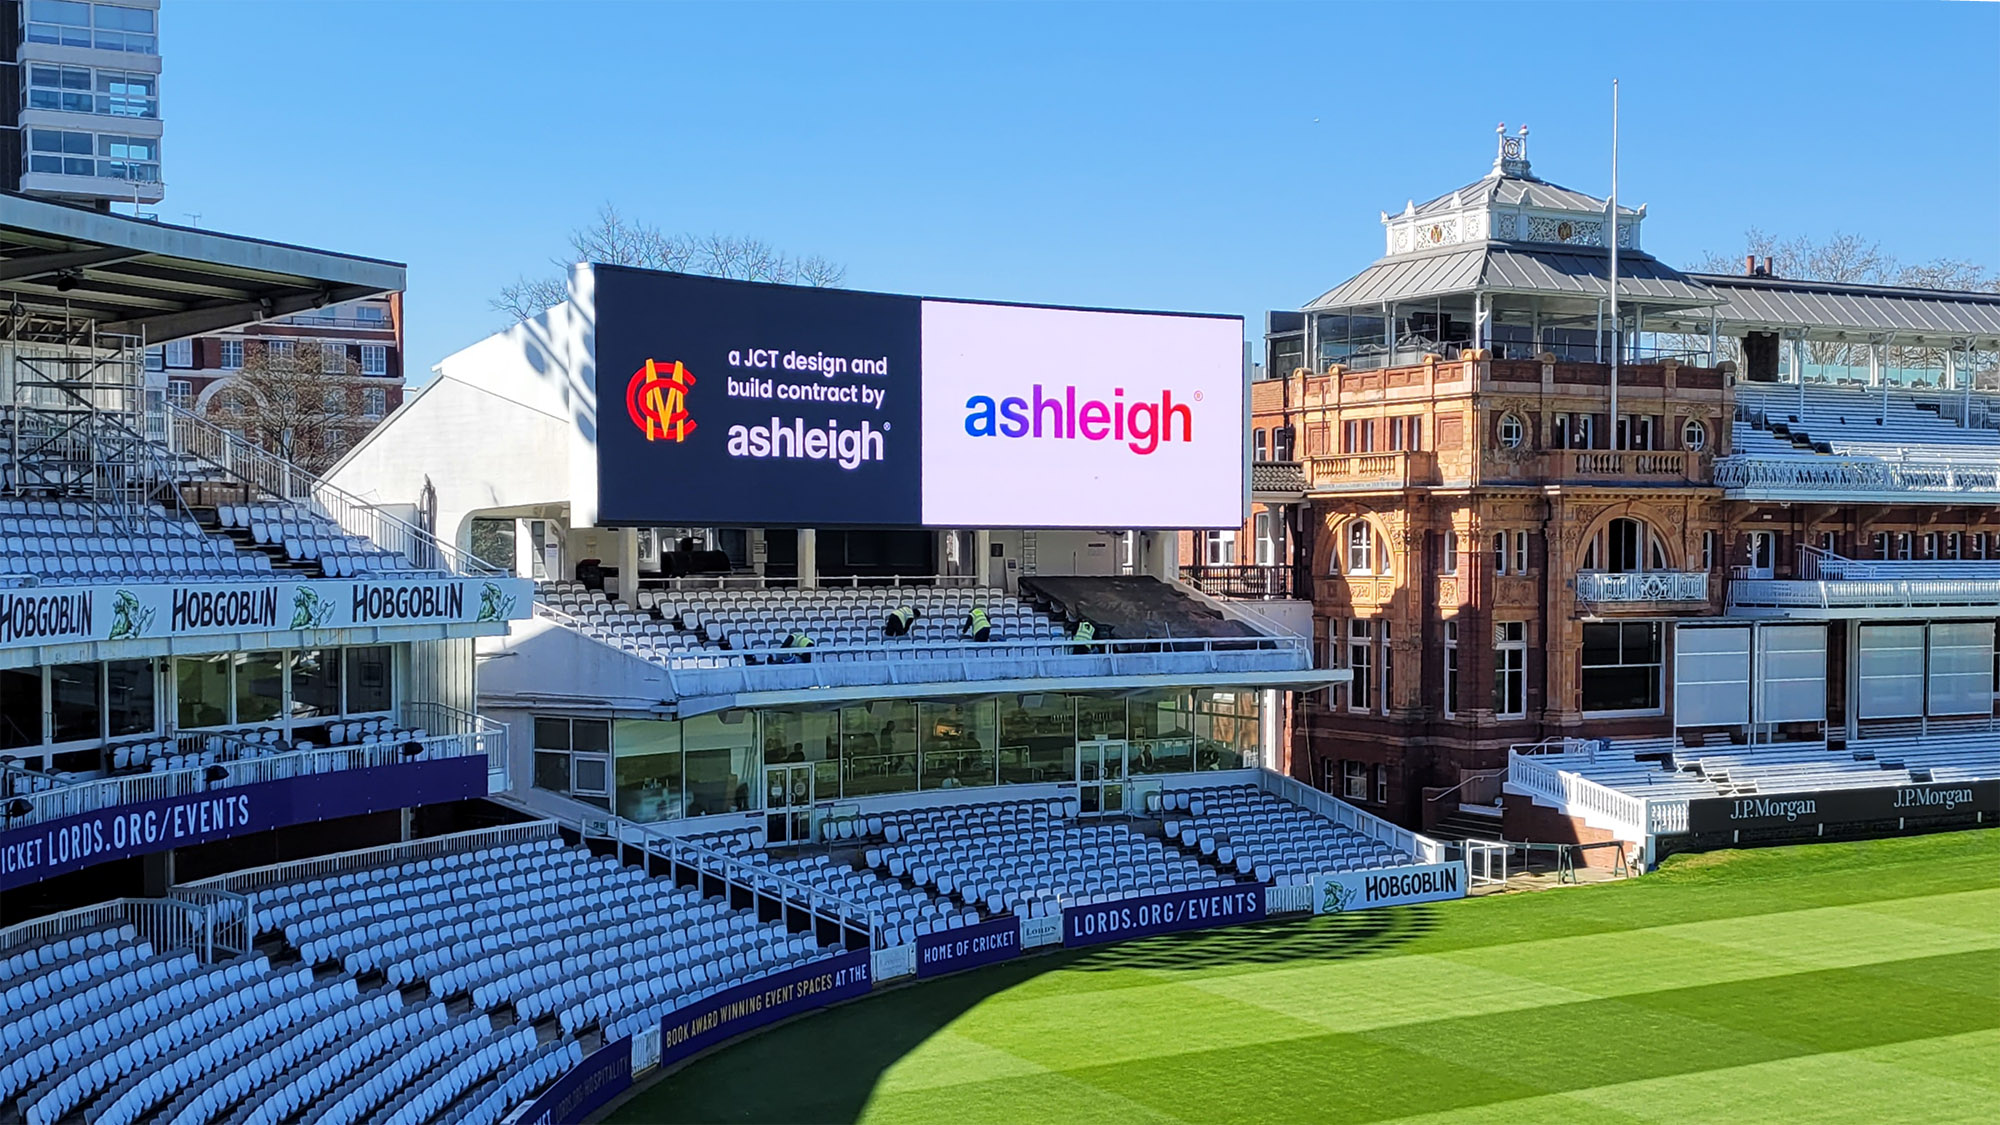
left=1682, top=417, right=1708, bottom=452
left=1584, top=517, right=1667, bottom=573
left=1497, top=413, right=1525, bottom=450
left=1346, top=521, right=1374, bottom=575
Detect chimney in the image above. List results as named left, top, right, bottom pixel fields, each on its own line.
left=1745, top=254, right=1756, bottom=276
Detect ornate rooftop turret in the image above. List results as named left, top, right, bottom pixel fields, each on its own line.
left=1380, top=123, right=1646, bottom=258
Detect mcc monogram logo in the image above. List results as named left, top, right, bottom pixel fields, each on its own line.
left=627, top=359, right=696, bottom=442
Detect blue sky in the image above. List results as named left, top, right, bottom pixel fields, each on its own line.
left=162, top=1, right=1998, bottom=375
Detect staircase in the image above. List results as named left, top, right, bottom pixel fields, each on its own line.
left=1429, top=804, right=1504, bottom=843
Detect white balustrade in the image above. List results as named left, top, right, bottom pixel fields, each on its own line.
left=1575, top=571, right=1710, bottom=603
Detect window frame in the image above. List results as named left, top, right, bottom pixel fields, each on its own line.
left=1493, top=621, right=1527, bottom=719
left=1579, top=620, right=1665, bottom=715
left=219, top=339, right=243, bottom=370
left=1497, top=412, right=1525, bottom=450
left=1682, top=416, right=1708, bottom=452
left=1441, top=529, right=1459, bottom=575
left=1341, top=760, right=1369, bottom=800
left=1442, top=619, right=1459, bottom=718
left=1347, top=618, right=1374, bottom=712
left=1346, top=521, right=1374, bottom=576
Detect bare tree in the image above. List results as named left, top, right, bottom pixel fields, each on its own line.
left=492, top=204, right=847, bottom=321
left=1690, top=230, right=2000, bottom=369
left=204, top=341, right=360, bottom=473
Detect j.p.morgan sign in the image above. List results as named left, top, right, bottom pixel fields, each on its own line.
left=0, top=576, right=531, bottom=652
left=1686, top=779, right=2000, bottom=833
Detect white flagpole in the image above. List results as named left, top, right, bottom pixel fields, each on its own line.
left=1608, top=79, right=1621, bottom=449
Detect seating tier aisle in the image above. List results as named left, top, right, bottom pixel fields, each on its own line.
left=1735, top=383, right=2000, bottom=458
left=1, top=836, right=848, bottom=1125
left=0, top=497, right=274, bottom=583
left=213, top=502, right=433, bottom=578
left=867, top=798, right=1231, bottom=927
left=1160, top=785, right=1415, bottom=886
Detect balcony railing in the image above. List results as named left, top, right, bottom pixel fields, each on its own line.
left=1307, top=450, right=1437, bottom=491
left=1560, top=449, right=1702, bottom=481
left=1715, top=455, right=2000, bottom=499
left=1575, top=570, right=1711, bottom=604
left=1183, top=564, right=1296, bottom=599
left=1729, top=577, right=2000, bottom=613
left=0, top=722, right=505, bottom=831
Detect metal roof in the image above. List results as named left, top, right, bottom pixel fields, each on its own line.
left=1651, top=274, right=2000, bottom=348
left=0, top=191, right=405, bottom=345
left=1408, top=171, right=1637, bottom=219
left=1306, top=243, right=1717, bottom=312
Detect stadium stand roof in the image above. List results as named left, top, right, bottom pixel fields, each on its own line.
left=1306, top=243, right=1716, bottom=312
left=0, top=191, right=404, bottom=344
left=1655, top=273, right=2000, bottom=349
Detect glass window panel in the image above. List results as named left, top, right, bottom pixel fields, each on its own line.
left=998, top=693, right=1075, bottom=783
left=105, top=659, right=154, bottom=738
left=533, top=718, right=571, bottom=751
left=681, top=712, right=757, bottom=815
left=344, top=647, right=392, bottom=713
left=571, top=719, right=609, bottom=753
left=761, top=707, right=836, bottom=764
left=1129, top=688, right=1193, bottom=774
left=234, top=651, right=284, bottom=724
left=532, top=751, right=569, bottom=794
left=614, top=720, right=683, bottom=823
left=1194, top=688, right=1259, bottom=770
left=289, top=650, right=341, bottom=719
left=1074, top=696, right=1127, bottom=742
left=0, top=668, right=42, bottom=750
left=919, top=699, right=995, bottom=789
left=838, top=700, right=916, bottom=796
left=176, top=655, right=231, bottom=728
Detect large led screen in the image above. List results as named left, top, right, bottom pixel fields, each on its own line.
left=593, top=267, right=1245, bottom=529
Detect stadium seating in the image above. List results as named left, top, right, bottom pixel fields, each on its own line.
left=0, top=835, right=848, bottom=1125
left=1531, top=732, right=2000, bottom=802
left=1157, top=784, right=1416, bottom=886
left=865, top=797, right=1233, bottom=927
left=0, top=498, right=274, bottom=583
left=212, top=502, right=434, bottom=578
left=538, top=581, right=1071, bottom=664
left=1734, top=383, right=2000, bottom=460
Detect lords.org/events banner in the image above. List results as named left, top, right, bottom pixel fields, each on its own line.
left=1062, top=883, right=1267, bottom=947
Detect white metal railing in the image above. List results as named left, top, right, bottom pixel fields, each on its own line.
left=1716, top=454, right=2000, bottom=497
left=180, top=820, right=562, bottom=896
left=0, top=890, right=249, bottom=963
left=1257, top=769, right=1446, bottom=864
left=534, top=601, right=1314, bottom=697
left=164, top=402, right=497, bottom=577
left=1508, top=737, right=1599, bottom=760
left=1575, top=570, right=1710, bottom=603
left=1728, top=577, right=2000, bottom=611
left=1506, top=750, right=1649, bottom=838
left=636, top=573, right=982, bottom=591
left=586, top=815, right=884, bottom=945
left=1, top=723, right=505, bottom=831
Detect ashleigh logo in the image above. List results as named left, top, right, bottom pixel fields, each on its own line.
left=627, top=359, right=696, bottom=442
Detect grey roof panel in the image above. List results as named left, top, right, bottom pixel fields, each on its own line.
left=1306, top=244, right=1715, bottom=311
left=1408, top=172, right=1638, bottom=218
left=1652, top=275, right=2000, bottom=346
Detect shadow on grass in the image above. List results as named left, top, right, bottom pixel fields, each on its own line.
left=607, top=908, right=1437, bottom=1124
left=1064, top=904, right=1441, bottom=973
